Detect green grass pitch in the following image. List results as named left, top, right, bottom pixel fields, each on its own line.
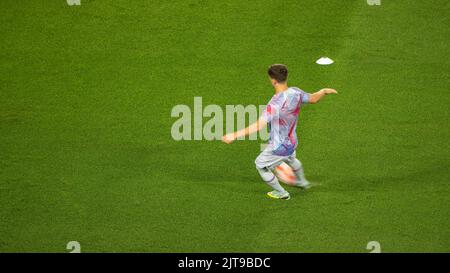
left=1, top=0, right=449, bottom=252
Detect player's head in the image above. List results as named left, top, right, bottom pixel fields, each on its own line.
left=268, top=64, right=288, bottom=86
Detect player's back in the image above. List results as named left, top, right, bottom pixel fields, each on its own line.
left=265, top=87, right=309, bottom=156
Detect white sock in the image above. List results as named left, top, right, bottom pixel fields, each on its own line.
left=267, top=177, right=288, bottom=193
left=287, top=158, right=307, bottom=181
left=257, top=167, right=287, bottom=193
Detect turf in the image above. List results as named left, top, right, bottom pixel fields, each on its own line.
left=0, top=0, right=449, bottom=252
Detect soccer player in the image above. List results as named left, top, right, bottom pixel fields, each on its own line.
left=222, top=64, right=337, bottom=200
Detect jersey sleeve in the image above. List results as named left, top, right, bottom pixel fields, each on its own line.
left=300, top=90, right=311, bottom=104
left=292, top=87, right=311, bottom=104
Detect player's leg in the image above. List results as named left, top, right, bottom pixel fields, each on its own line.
left=284, top=153, right=311, bottom=189
left=256, top=166, right=290, bottom=199
left=255, top=151, right=290, bottom=200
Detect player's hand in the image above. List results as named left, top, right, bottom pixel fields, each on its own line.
left=222, top=133, right=236, bottom=144
left=321, top=88, right=338, bottom=95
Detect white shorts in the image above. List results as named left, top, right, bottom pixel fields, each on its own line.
left=255, top=147, right=297, bottom=170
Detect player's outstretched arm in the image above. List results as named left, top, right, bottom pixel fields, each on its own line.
left=222, top=116, right=267, bottom=144
left=308, top=88, right=338, bottom=104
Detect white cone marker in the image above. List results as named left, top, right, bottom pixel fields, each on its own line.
left=316, top=57, right=334, bottom=65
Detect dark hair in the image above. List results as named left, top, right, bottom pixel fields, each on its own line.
left=268, top=64, right=288, bottom=83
